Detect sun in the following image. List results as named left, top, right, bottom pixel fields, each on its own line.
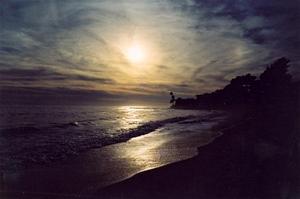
left=126, top=44, right=145, bottom=63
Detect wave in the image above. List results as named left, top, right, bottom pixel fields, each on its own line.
left=0, top=116, right=113, bottom=136
left=53, top=121, right=80, bottom=128
left=87, top=115, right=196, bottom=149
left=0, top=126, right=41, bottom=136
left=0, top=123, right=79, bottom=137
left=0, top=121, right=90, bottom=136
left=0, top=115, right=197, bottom=171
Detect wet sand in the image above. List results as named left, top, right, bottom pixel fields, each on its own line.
left=0, top=118, right=221, bottom=198
left=99, top=111, right=299, bottom=199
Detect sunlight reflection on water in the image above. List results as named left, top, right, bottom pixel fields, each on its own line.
left=118, top=106, right=148, bottom=129
left=0, top=104, right=208, bottom=171
left=121, top=133, right=167, bottom=170
left=108, top=105, right=216, bottom=171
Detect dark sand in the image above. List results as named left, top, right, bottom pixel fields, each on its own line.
left=99, top=111, right=299, bottom=199
left=1, top=110, right=298, bottom=199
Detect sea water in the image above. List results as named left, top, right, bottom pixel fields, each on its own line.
left=0, top=105, right=219, bottom=171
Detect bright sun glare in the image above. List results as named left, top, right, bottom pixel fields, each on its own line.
left=126, top=44, right=145, bottom=63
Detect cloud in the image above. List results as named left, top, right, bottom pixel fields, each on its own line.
left=0, top=86, right=120, bottom=105
left=0, top=0, right=299, bottom=101
left=0, top=47, right=21, bottom=54
left=120, top=82, right=198, bottom=97
left=192, top=0, right=300, bottom=50
left=184, top=0, right=299, bottom=82
left=0, top=68, right=115, bottom=84
left=155, top=65, right=169, bottom=70
left=72, top=74, right=115, bottom=84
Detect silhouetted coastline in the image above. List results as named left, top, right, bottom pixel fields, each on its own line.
left=99, top=58, right=299, bottom=199
left=172, top=57, right=298, bottom=111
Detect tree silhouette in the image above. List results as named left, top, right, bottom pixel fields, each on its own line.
left=222, top=74, right=257, bottom=105
left=257, top=57, right=293, bottom=109
left=172, top=57, right=297, bottom=111
left=260, top=57, right=291, bottom=85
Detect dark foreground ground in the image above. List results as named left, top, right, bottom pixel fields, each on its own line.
left=1, top=108, right=298, bottom=199
left=99, top=108, right=300, bottom=199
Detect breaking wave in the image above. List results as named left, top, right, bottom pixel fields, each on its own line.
left=0, top=115, right=197, bottom=171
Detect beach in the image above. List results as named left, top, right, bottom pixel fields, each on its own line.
left=1, top=1, right=299, bottom=198
left=1, top=106, right=298, bottom=199
left=0, top=110, right=224, bottom=198
left=99, top=109, right=300, bottom=199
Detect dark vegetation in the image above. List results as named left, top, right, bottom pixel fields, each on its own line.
left=172, top=57, right=298, bottom=112
left=171, top=57, right=300, bottom=147
left=157, top=57, right=299, bottom=198
left=171, top=57, right=299, bottom=149
left=100, top=58, right=299, bottom=199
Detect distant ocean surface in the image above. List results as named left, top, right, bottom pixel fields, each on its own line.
left=0, top=105, right=219, bottom=171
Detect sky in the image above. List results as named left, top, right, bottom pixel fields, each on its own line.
left=0, top=0, right=299, bottom=105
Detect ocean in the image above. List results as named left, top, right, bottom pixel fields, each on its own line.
left=0, top=105, right=221, bottom=172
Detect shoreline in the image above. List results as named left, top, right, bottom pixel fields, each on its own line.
left=0, top=112, right=224, bottom=198
left=98, top=110, right=299, bottom=199
left=0, top=110, right=221, bottom=173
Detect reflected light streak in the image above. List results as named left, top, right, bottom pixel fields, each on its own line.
left=118, top=106, right=147, bottom=129
left=122, top=135, right=166, bottom=170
